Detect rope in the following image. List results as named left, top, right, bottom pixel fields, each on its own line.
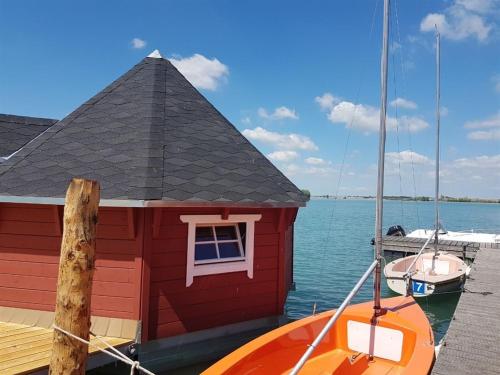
left=387, top=0, right=406, bottom=227
left=52, top=324, right=155, bottom=375
left=391, top=37, right=405, bottom=228
left=310, top=0, right=381, bottom=314
left=393, top=0, right=421, bottom=228
left=463, top=288, right=493, bottom=296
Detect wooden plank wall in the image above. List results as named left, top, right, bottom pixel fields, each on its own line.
left=283, top=220, right=295, bottom=307
left=0, top=203, right=142, bottom=320
left=147, top=207, right=296, bottom=340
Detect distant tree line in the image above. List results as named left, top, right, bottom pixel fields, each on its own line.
left=309, top=194, right=500, bottom=203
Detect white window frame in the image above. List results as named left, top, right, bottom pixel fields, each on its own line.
left=180, top=214, right=262, bottom=287
left=193, top=223, right=245, bottom=265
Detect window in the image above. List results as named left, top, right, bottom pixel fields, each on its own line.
left=194, top=224, right=245, bottom=263
left=180, top=214, right=262, bottom=286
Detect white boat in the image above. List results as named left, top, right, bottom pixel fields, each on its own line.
left=384, top=30, right=469, bottom=298
left=385, top=251, right=467, bottom=296
left=407, top=229, right=500, bottom=244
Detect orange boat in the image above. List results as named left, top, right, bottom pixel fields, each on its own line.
left=202, top=296, right=434, bottom=374
left=203, top=0, right=435, bottom=373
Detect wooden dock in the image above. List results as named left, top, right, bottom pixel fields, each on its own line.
left=382, top=235, right=500, bottom=261
left=0, top=307, right=137, bottom=374
left=431, top=246, right=500, bottom=374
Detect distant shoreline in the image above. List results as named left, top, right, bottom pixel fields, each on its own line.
left=311, top=195, right=500, bottom=204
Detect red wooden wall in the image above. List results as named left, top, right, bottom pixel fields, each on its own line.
left=0, top=203, right=298, bottom=341
left=145, top=207, right=297, bottom=340
left=0, top=203, right=142, bottom=320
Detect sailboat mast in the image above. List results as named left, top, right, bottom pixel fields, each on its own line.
left=374, top=0, right=390, bottom=315
left=434, top=29, right=440, bottom=255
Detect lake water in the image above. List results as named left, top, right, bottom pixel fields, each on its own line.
left=286, top=198, right=500, bottom=341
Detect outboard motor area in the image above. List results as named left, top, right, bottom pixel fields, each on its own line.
left=387, top=225, right=406, bottom=237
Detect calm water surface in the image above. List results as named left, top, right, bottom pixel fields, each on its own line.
left=286, top=199, right=500, bottom=341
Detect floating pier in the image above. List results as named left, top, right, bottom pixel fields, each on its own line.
left=431, top=245, right=500, bottom=374
left=383, top=235, right=500, bottom=373
left=382, top=235, right=500, bottom=261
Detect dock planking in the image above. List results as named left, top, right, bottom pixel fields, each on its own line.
left=0, top=321, right=132, bottom=374
left=381, top=235, right=499, bottom=261
left=0, top=306, right=138, bottom=375
left=431, top=246, right=500, bottom=375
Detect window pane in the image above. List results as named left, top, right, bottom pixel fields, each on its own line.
left=196, top=226, right=214, bottom=242
left=218, top=242, right=241, bottom=258
left=215, top=225, right=237, bottom=241
left=195, top=243, right=218, bottom=261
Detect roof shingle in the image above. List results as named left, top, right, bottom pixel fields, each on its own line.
left=0, top=56, right=307, bottom=206
left=0, top=114, right=57, bottom=158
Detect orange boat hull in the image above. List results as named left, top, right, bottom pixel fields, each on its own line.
left=202, top=296, right=434, bottom=374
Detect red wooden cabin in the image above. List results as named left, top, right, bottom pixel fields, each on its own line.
left=0, top=51, right=306, bottom=365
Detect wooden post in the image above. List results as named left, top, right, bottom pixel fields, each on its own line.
left=49, top=178, right=100, bottom=375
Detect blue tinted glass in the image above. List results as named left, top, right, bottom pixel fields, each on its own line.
left=195, top=243, right=217, bottom=260
left=195, top=226, right=214, bottom=242
left=218, top=242, right=241, bottom=258
left=215, top=226, right=237, bottom=240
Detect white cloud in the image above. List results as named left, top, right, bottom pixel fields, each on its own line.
left=282, top=163, right=334, bottom=177
left=327, top=101, right=377, bottom=132
left=456, top=0, right=497, bottom=14
left=467, top=129, right=500, bottom=140
left=242, top=127, right=318, bottom=151
left=241, top=117, right=251, bottom=125
left=131, top=38, right=146, bottom=49
left=441, top=106, right=449, bottom=116
left=465, top=112, right=500, bottom=140
left=258, top=106, right=298, bottom=120
left=303, top=166, right=334, bottom=175
left=325, top=100, right=429, bottom=133
left=169, top=54, right=229, bottom=91
left=436, top=154, right=500, bottom=197
left=282, top=163, right=300, bottom=176
left=267, top=150, right=299, bottom=162
left=315, top=93, right=341, bottom=111
left=452, top=154, right=500, bottom=168
left=420, top=1, right=495, bottom=42
left=305, top=157, right=328, bottom=165
left=273, top=150, right=500, bottom=198
left=464, top=112, right=500, bottom=128
left=386, top=150, right=433, bottom=165
left=390, top=97, right=417, bottom=110
left=398, top=117, right=430, bottom=133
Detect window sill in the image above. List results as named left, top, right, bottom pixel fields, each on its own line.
left=195, top=257, right=245, bottom=265
left=192, top=261, right=251, bottom=278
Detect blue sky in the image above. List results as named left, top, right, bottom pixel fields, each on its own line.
left=1, top=0, right=499, bottom=198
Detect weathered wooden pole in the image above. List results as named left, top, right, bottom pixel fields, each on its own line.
left=49, top=178, right=100, bottom=375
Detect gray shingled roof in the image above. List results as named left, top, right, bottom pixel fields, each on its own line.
left=0, top=56, right=307, bottom=207
left=0, top=114, right=57, bottom=158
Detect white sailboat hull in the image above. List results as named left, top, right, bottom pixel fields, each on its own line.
left=384, top=252, right=467, bottom=297
left=386, top=272, right=465, bottom=297
left=407, top=229, right=500, bottom=244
